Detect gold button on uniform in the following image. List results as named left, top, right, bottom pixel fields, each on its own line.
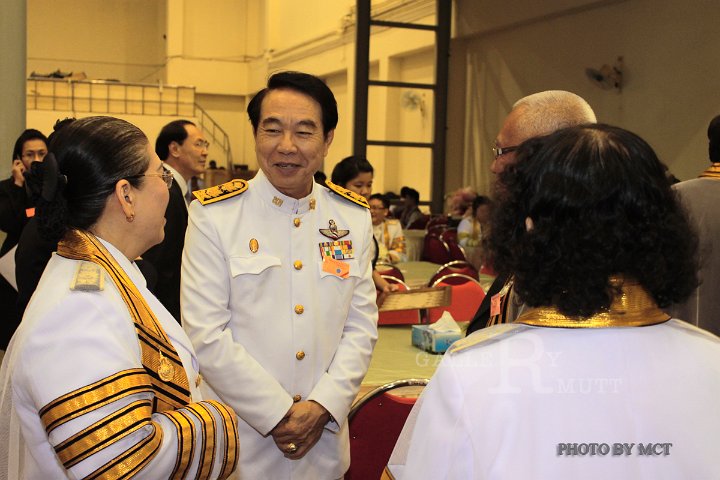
left=293, top=394, right=302, bottom=403
left=296, top=351, right=305, bottom=360
left=294, top=304, right=304, bottom=314
left=293, top=261, right=303, bottom=270
left=293, top=218, right=301, bottom=227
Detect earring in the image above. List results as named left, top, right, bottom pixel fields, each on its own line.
left=126, top=213, right=135, bottom=223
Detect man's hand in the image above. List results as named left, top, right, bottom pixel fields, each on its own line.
left=12, top=160, right=25, bottom=187
left=270, top=401, right=330, bottom=460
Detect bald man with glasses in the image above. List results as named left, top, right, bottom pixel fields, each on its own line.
left=466, top=90, right=596, bottom=336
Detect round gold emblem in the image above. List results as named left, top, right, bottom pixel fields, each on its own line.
left=158, top=355, right=174, bottom=382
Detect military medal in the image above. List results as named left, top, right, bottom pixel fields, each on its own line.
left=319, top=219, right=349, bottom=239
left=319, top=240, right=354, bottom=260
left=158, top=350, right=175, bottom=382
left=250, top=238, right=259, bottom=253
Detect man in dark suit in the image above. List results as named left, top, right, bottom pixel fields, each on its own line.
left=466, top=91, right=596, bottom=336
left=142, top=120, right=208, bottom=322
left=0, top=129, right=47, bottom=348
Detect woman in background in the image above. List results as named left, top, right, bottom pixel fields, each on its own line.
left=331, top=156, right=399, bottom=294
left=389, top=124, right=720, bottom=479
left=368, top=193, right=407, bottom=264
left=0, top=116, right=238, bottom=479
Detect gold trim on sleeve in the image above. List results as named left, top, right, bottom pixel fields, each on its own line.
left=205, top=400, right=239, bottom=480
left=40, top=369, right=152, bottom=434
left=54, top=399, right=154, bottom=468
left=84, top=423, right=163, bottom=480
left=186, top=402, right=216, bottom=479
left=699, top=162, right=720, bottom=179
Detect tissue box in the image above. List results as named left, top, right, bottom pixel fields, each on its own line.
left=411, top=325, right=462, bottom=353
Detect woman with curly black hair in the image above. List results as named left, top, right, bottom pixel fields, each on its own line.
left=389, top=124, right=720, bottom=479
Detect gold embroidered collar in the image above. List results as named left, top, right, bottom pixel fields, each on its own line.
left=515, top=278, right=670, bottom=328
left=699, top=162, right=720, bottom=179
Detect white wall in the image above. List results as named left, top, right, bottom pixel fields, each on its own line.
left=453, top=0, right=720, bottom=182
left=28, top=0, right=165, bottom=83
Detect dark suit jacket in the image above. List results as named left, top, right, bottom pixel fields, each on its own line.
left=0, top=177, right=32, bottom=348
left=141, top=180, right=188, bottom=322
left=465, top=272, right=509, bottom=336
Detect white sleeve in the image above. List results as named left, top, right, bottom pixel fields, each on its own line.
left=308, top=210, right=379, bottom=429
left=13, top=293, right=239, bottom=479
left=181, top=203, right=294, bottom=435
left=394, top=356, right=474, bottom=479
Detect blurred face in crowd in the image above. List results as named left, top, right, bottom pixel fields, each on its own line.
left=492, top=106, right=527, bottom=175
left=255, top=88, right=334, bottom=199
left=344, top=172, right=373, bottom=201
left=369, top=198, right=388, bottom=226
left=170, top=124, right=208, bottom=180
left=475, top=204, right=491, bottom=224
left=18, top=139, right=48, bottom=170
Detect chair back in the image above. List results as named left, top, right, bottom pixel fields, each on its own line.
left=375, top=262, right=405, bottom=281
left=426, top=214, right=448, bottom=230
left=377, top=277, right=420, bottom=325
left=347, top=379, right=429, bottom=480
left=428, top=262, right=479, bottom=286
left=421, top=234, right=451, bottom=265
left=427, top=277, right=486, bottom=323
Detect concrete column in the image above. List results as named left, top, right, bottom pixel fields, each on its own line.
left=0, top=0, right=27, bottom=177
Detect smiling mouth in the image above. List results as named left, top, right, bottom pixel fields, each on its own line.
left=275, top=162, right=301, bottom=169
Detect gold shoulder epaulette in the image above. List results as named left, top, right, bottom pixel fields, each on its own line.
left=324, top=180, right=369, bottom=208
left=448, top=323, right=527, bottom=354
left=193, top=179, right=248, bottom=206
left=70, top=261, right=104, bottom=291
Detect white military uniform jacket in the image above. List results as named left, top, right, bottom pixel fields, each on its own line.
left=0, top=237, right=236, bottom=479
left=181, top=171, right=378, bottom=479
left=389, top=319, right=720, bottom=479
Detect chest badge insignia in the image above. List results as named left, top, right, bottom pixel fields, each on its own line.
left=319, top=219, right=349, bottom=240
left=249, top=238, right=259, bottom=253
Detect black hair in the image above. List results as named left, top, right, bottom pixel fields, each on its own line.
left=247, top=71, right=338, bottom=137
left=12, top=129, right=48, bottom=163
left=404, top=188, right=420, bottom=205
left=471, top=195, right=492, bottom=215
left=31, top=116, right=150, bottom=242
left=155, top=119, right=195, bottom=160
left=490, top=123, right=698, bottom=317
left=708, top=114, right=720, bottom=163
left=369, top=193, right=389, bottom=209
left=331, top=155, right=374, bottom=186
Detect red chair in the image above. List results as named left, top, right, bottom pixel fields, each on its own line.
left=439, top=228, right=458, bottom=245
left=406, top=214, right=430, bottom=230
left=375, top=262, right=405, bottom=282
left=428, top=261, right=479, bottom=286
left=421, top=234, right=451, bottom=265
left=426, top=215, right=448, bottom=230
left=446, top=238, right=467, bottom=262
left=346, top=379, right=429, bottom=480
left=427, top=275, right=486, bottom=323
left=377, top=277, right=421, bottom=325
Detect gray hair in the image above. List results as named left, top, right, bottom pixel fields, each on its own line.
left=512, top=90, right=596, bottom=139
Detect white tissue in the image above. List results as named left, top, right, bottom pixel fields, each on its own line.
left=429, top=311, right=461, bottom=333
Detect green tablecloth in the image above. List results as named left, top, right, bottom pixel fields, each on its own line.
left=362, top=325, right=442, bottom=386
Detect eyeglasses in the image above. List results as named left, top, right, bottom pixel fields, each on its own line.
left=193, top=140, right=210, bottom=150
left=126, top=167, right=174, bottom=189
left=492, top=145, right=519, bottom=159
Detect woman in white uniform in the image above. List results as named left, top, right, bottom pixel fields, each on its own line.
left=0, top=116, right=238, bottom=479
left=389, top=124, right=720, bottom=479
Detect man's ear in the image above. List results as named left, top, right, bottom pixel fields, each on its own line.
left=322, top=130, right=335, bottom=157
left=525, top=217, right=534, bottom=231
left=169, top=141, right=182, bottom=158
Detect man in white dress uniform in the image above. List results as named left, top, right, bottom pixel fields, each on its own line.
left=181, top=71, right=378, bottom=479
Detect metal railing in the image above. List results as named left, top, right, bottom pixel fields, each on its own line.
left=26, top=77, right=233, bottom=169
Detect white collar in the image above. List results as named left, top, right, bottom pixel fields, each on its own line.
left=251, top=169, right=317, bottom=215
